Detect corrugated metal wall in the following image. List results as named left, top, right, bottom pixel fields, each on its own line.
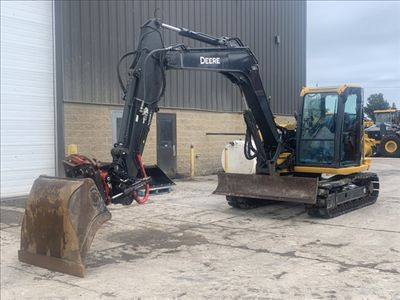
left=59, top=0, right=306, bottom=115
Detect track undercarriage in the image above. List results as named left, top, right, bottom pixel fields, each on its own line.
left=226, top=172, right=379, bottom=218
left=306, top=172, right=379, bottom=218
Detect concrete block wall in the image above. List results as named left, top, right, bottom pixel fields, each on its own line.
left=174, top=110, right=245, bottom=176
left=64, top=102, right=294, bottom=176
left=64, top=103, right=115, bottom=161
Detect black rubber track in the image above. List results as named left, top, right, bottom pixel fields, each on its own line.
left=306, top=172, right=379, bottom=218
left=226, top=196, right=273, bottom=209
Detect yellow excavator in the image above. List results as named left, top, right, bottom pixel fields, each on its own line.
left=19, top=19, right=379, bottom=277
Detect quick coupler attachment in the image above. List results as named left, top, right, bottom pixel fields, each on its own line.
left=111, top=176, right=152, bottom=201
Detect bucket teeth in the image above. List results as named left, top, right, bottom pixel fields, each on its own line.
left=18, top=176, right=111, bottom=277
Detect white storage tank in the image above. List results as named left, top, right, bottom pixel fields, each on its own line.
left=221, top=140, right=256, bottom=174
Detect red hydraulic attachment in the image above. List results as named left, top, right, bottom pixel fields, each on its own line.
left=132, top=154, right=150, bottom=204
left=64, top=153, right=150, bottom=205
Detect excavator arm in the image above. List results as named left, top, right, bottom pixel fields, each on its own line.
left=106, top=18, right=286, bottom=205
left=163, top=46, right=281, bottom=151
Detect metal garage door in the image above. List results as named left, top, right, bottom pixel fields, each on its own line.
left=1, top=1, right=55, bottom=198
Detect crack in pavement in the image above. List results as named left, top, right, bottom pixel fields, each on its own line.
left=88, top=216, right=400, bottom=277
left=204, top=242, right=400, bottom=276
left=7, top=265, right=103, bottom=296
left=298, top=220, right=400, bottom=234
left=0, top=224, right=21, bottom=230
left=89, top=229, right=400, bottom=276
left=117, top=201, right=400, bottom=235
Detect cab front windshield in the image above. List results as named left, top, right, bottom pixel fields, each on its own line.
left=299, top=93, right=338, bottom=165
left=375, top=112, right=395, bottom=124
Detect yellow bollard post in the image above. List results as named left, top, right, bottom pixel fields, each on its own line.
left=67, top=144, right=78, bottom=155
left=190, top=144, right=195, bottom=177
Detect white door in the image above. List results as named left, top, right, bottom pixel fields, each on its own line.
left=1, top=1, right=56, bottom=198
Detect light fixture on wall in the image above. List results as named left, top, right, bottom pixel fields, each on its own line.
left=274, top=35, right=280, bottom=45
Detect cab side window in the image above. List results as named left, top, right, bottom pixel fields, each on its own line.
left=341, top=93, right=360, bottom=165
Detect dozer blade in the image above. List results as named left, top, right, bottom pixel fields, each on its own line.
left=214, top=173, right=318, bottom=204
left=18, top=176, right=111, bottom=277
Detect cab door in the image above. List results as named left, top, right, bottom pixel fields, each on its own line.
left=339, top=88, right=363, bottom=166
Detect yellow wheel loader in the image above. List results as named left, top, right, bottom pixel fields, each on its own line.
left=365, top=109, right=400, bottom=157
left=19, top=19, right=379, bottom=277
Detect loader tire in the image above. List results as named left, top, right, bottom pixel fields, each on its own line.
left=226, top=196, right=267, bottom=209
left=380, top=134, right=400, bottom=157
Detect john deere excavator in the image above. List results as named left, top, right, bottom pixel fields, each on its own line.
left=19, top=19, right=379, bottom=277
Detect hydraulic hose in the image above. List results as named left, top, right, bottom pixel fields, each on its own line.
left=132, top=154, right=150, bottom=204
left=243, top=110, right=267, bottom=163
left=117, top=51, right=138, bottom=93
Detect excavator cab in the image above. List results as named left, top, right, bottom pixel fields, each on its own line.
left=297, top=86, right=363, bottom=167
left=374, top=109, right=400, bottom=125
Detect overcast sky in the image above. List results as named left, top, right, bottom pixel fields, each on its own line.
left=307, top=0, right=400, bottom=107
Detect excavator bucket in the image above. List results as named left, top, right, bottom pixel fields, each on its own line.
left=214, top=173, right=318, bottom=204
left=18, top=176, right=111, bottom=277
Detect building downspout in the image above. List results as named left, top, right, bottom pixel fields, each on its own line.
left=53, top=0, right=65, bottom=176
